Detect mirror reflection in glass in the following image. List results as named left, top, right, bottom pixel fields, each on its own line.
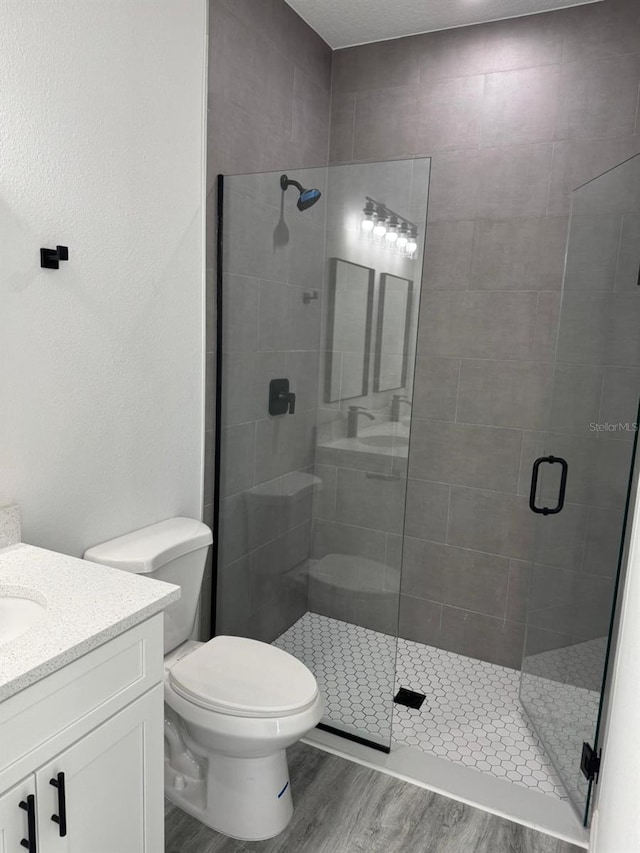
left=374, top=273, right=413, bottom=393
left=325, top=258, right=375, bottom=403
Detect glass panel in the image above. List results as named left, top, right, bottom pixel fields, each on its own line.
left=216, top=159, right=431, bottom=751
left=520, top=154, right=640, bottom=821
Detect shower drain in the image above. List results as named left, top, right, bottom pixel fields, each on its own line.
left=394, top=688, right=426, bottom=710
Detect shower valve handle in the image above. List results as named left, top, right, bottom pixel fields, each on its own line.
left=269, top=378, right=296, bottom=416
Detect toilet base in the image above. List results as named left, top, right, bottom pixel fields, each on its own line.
left=165, top=749, right=294, bottom=841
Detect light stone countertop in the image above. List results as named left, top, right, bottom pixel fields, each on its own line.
left=0, top=543, right=180, bottom=701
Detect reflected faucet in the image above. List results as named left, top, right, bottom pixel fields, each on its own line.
left=391, top=395, right=411, bottom=423
left=347, top=406, right=375, bottom=438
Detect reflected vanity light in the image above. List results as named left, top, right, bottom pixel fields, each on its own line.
left=373, top=204, right=387, bottom=238
left=361, top=200, right=375, bottom=232
left=360, top=195, right=418, bottom=259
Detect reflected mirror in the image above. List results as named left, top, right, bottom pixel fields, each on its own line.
left=374, top=273, right=413, bottom=393
left=325, top=258, right=374, bottom=402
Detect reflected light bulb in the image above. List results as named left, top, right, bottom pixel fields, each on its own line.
left=361, top=216, right=374, bottom=232
left=373, top=220, right=387, bottom=238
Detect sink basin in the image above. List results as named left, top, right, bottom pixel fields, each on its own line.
left=358, top=435, right=409, bottom=448
left=0, top=592, right=47, bottom=645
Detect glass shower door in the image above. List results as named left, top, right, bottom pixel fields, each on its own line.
left=215, top=160, right=431, bottom=753
left=520, top=154, right=640, bottom=822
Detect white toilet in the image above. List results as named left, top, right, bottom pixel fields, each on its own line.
left=84, top=517, right=324, bottom=841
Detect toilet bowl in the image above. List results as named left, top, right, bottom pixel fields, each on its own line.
left=163, top=635, right=324, bottom=840
left=84, top=518, right=323, bottom=841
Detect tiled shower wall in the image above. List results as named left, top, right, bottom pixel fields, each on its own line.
left=206, top=0, right=640, bottom=667
left=328, top=0, right=640, bottom=667
left=204, top=0, right=332, bottom=638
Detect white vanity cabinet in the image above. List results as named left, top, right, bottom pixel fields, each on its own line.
left=0, top=616, right=165, bottom=853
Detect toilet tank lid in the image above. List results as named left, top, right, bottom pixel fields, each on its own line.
left=83, top=517, right=212, bottom=574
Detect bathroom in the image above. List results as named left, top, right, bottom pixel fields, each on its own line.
left=1, top=0, right=639, bottom=851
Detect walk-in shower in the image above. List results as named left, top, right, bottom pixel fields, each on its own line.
left=213, top=154, right=640, bottom=827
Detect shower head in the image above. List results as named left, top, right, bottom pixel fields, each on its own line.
left=280, top=174, right=322, bottom=211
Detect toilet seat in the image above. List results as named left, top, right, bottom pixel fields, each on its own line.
left=169, top=635, right=319, bottom=718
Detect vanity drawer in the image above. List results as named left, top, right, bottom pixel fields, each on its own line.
left=0, top=614, right=164, bottom=790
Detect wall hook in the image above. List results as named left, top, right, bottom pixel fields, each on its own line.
left=40, top=245, right=69, bottom=269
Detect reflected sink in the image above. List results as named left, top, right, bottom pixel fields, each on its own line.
left=0, top=593, right=47, bottom=645
left=358, top=435, right=409, bottom=448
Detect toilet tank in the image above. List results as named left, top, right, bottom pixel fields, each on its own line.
left=84, top=517, right=212, bottom=654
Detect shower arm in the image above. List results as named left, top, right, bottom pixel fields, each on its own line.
left=280, top=175, right=304, bottom=193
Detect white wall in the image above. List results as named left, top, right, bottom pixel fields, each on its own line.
left=590, top=475, right=640, bottom=853
left=0, top=0, right=207, bottom=556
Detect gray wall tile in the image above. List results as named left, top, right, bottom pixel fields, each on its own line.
left=481, top=11, right=565, bottom=71
left=470, top=218, right=567, bottom=291
left=410, top=420, right=522, bottom=492
left=353, top=87, right=418, bottom=161
left=422, top=220, right=474, bottom=291
left=557, top=53, right=640, bottom=141
left=418, top=291, right=540, bottom=360
left=415, top=76, right=484, bottom=153
left=457, top=360, right=553, bottom=430
left=440, top=606, right=526, bottom=669
left=481, top=66, right=560, bottom=148
left=412, top=356, right=460, bottom=421
left=447, top=487, right=534, bottom=561
left=404, top=479, right=450, bottom=542
left=561, top=0, right=640, bottom=63
left=476, top=144, right=554, bottom=219
left=335, top=468, right=405, bottom=534
left=402, top=537, right=509, bottom=617
left=398, top=594, right=442, bottom=645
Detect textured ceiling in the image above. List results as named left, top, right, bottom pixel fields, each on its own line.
left=285, top=0, right=602, bottom=48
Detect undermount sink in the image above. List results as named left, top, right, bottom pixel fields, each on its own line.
left=358, top=434, right=409, bottom=448
left=0, top=591, right=47, bottom=645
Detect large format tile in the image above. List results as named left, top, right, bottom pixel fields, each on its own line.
left=427, top=150, right=481, bottom=222
left=332, top=38, right=420, bottom=93
left=415, top=75, right=484, bottom=153
left=353, top=86, right=418, bottom=160
left=328, top=91, right=355, bottom=163
left=411, top=356, right=460, bottom=420
left=457, top=360, right=553, bottom=430
left=402, top=537, right=509, bottom=617
left=481, top=66, right=560, bottom=148
left=476, top=144, right=554, bottom=219
left=440, top=606, right=526, bottom=669
left=481, top=10, right=565, bottom=72
left=410, top=420, right=522, bottom=492
left=447, top=487, right=535, bottom=561
left=210, top=3, right=294, bottom=141
left=404, top=479, right=450, bottom=542
left=398, top=593, right=443, bottom=645
left=422, top=220, right=474, bottom=291
left=562, top=0, right=640, bottom=62
left=418, top=291, right=540, bottom=360
left=563, top=214, right=623, bottom=292
left=547, top=137, right=640, bottom=217
left=335, top=467, right=406, bottom=534
left=557, top=53, right=640, bottom=141
left=470, top=217, right=567, bottom=291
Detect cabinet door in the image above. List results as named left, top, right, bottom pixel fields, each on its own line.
left=0, top=776, right=37, bottom=853
left=35, top=684, right=164, bottom=853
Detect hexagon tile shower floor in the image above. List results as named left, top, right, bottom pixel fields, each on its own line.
left=274, top=612, right=571, bottom=800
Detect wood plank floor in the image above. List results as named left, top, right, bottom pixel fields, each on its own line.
left=165, top=744, right=582, bottom=853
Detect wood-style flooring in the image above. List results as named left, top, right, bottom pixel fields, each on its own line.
left=165, top=744, right=582, bottom=853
